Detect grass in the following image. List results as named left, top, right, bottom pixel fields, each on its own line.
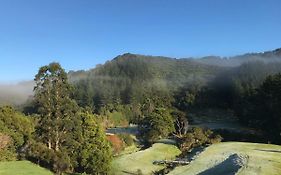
left=169, top=142, right=281, bottom=175
left=0, top=161, right=53, bottom=175
left=112, top=142, right=181, bottom=175
left=118, top=144, right=141, bottom=156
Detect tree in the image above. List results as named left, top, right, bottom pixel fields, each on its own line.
left=256, top=74, right=281, bottom=142
left=140, top=108, right=175, bottom=143
left=33, top=63, right=113, bottom=174
left=34, top=62, right=79, bottom=151
left=234, top=73, right=281, bottom=143
left=0, top=106, right=34, bottom=161
left=172, top=110, right=189, bottom=138
left=73, top=112, right=112, bottom=174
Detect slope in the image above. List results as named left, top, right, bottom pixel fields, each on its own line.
left=169, top=142, right=281, bottom=175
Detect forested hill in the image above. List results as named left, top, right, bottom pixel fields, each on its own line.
left=69, top=48, right=281, bottom=82
left=69, top=53, right=224, bottom=87
left=69, top=53, right=224, bottom=109
left=1, top=48, right=281, bottom=107
left=193, top=48, right=281, bottom=67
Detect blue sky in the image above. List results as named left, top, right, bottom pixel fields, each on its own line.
left=0, top=0, right=281, bottom=82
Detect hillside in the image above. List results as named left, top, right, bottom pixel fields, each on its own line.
left=169, top=142, right=281, bottom=175
left=1, top=48, right=281, bottom=107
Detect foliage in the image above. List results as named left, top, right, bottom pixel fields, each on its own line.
left=179, top=127, right=222, bottom=152
left=234, top=73, right=281, bottom=143
left=34, top=62, right=79, bottom=151
left=31, top=63, right=112, bottom=174
left=25, top=141, right=71, bottom=174
left=0, top=106, right=34, bottom=160
left=71, top=53, right=221, bottom=118
left=140, top=108, right=175, bottom=144
left=72, top=112, right=113, bottom=174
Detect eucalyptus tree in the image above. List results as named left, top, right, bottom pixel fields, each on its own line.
left=34, top=62, right=78, bottom=151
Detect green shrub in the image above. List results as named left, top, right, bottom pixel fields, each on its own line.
left=0, top=149, right=17, bottom=161
left=25, top=142, right=71, bottom=174
left=179, top=127, right=222, bottom=151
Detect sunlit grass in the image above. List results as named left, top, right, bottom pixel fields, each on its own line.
left=0, top=161, right=53, bottom=175
left=112, top=143, right=181, bottom=175
left=169, top=142, right=281, bottom=175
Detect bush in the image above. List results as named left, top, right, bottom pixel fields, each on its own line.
left=0, top=149, right=17, bottom=161
left=179, top=127, right=222, bottom=152
left=25, top=142, right=71, bottom=174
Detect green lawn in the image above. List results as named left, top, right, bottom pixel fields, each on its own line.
left=112, top=142, right=181, bottom=175
left=0, top=161, right=53, bottom=175
left=169, top=142, right=281, bottom=175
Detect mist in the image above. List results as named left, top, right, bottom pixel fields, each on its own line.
left=0, top=81, right=34, bottom=106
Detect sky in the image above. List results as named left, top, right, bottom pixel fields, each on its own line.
left=0, top=0, right=281, bottom=82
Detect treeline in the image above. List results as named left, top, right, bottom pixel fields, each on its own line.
left=235, top=73, right=281, bottom=143
left=176, top=61, right=281, bottom=143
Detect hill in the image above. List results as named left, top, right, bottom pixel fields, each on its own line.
left=169, top=142, right=281, bottom=175
left=193, top=48, right=281, bottom=67
left=1, top=48, right=281, bottom=107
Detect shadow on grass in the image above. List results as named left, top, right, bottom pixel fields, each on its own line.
left=198, top=154, right=244, bottom=175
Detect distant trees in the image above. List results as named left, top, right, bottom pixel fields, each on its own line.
left=234, top=73, right=281, bottom=143
left=71, top=53, right=219, bottom=120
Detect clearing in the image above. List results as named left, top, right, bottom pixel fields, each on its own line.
left=169, top=142, right=281, bottom=175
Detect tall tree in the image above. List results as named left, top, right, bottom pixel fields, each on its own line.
left=34, top=62, right=78, bottom=151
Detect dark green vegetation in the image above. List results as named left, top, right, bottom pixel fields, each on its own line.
left=235, top=73, right=281, bottom=143
left=1, top=48, right=281, bottom=174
